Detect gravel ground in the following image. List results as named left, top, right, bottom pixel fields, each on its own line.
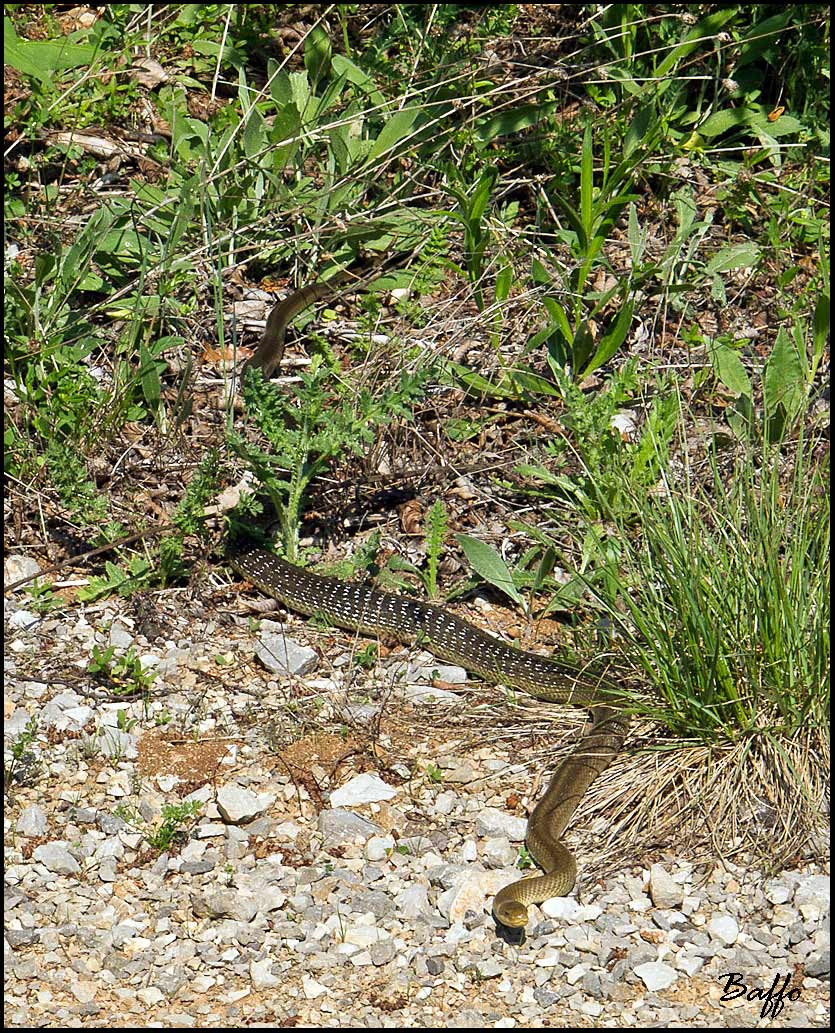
left=4, top=556, right=830, bottom=1028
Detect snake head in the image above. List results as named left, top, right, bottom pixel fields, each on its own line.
left=492, top=897, right=529, bottom=929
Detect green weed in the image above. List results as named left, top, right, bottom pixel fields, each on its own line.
left=115, top=799, right=203, bottom=853
left=87, top=645, right=156, bottom=697
left=707, top=288, right=829, bottom=443
left=77, top=558, right=154, bottom=604
left=4, top=716, right=41, bottom=791
left=379, top=498, right=450, bottom=602
left=594, top=435, right=829, bottom=741
left=232, top=359, right=428, bottom=560
left=516, top=360, right=680, bottom=526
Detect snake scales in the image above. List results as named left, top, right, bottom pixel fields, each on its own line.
left=232, top=269, right=629, bottom=928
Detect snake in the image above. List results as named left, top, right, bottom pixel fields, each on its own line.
left=231, top=269, right=629, bottom=928
left=230, top=545, right=627, bottom=928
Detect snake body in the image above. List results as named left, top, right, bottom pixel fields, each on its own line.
left=229, top=545, right=628, bottom=928
left=235, top=271, right=627, bottom=926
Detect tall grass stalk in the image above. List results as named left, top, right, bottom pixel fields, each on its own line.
left=601, top=434, right=829, bottom=744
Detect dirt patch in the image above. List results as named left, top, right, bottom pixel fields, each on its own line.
left=137, top=729, right=237, bottom=786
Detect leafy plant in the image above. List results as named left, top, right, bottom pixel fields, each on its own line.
left=517, top=360, right=680, bottom=525
left=455, top=533, right=527, bottom=614
left=115, top=799, right=203, bottom=852
left=25, top=580, right=61, bottom=614
left=708, top=296, right=829, bottom=443
left=87, top=645, right=156, bottom=697
left=159, top=450, right=224, bottom=583
left=531, top=124, right=642, bottom=378
left=4, top=202, right=176, bottom=485
left=4, top=716, right=41, bottom=790
left=77, top=558, right=154, bottom=604
left=232, top=360, right=428, bottom=560
left=423, top=498, right=449, bottom=601
left=443, top=166, right=499, bottom=312
left=3, top=14, right=100, bottom=84
left=115, top=708, right=137, bottom=733
left=379, top=498, right=450, bottom=601
left=515, top=842, right=535, bottom=872
left=352, top=643, right=379, bottom=671
left=41, top=441, right=124, bottom=542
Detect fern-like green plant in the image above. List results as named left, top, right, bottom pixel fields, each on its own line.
left=424, top=498, right=448, bottom=600
left=232, top=360, right=429, bottom=559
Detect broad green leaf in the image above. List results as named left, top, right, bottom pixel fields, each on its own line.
left=367, top=107, right=417, bottom=161
left=531, top=257, right=551, bottom=286
left=525, top=323, right=560, bottom=356
left=627, top=203, right=644, bottom=264
left=58, top=208, right=115, bottom=292
left=754, top=114, right=803, bottom=138
left=468, top=168, right=498, bottom=224
left=167, top=179, right=195, bottom=252
left=750, top=126, right=781, bottom=167
left=764, top=329, right=805, bottom=418
left=94, top=227, right=147, bottom=277
left=698, top=108, right=753, bottom=139
left=710, top=341, right=752, bottom=398
left=673, top=189, right=697, bottom=239
left=542, top=297, right=573, bottom=344
left=4, top=16, right=98, bottom=82
left=316, top=67, right=349, bottom=117
left=171, top=115, right=208, bottom=156
left=242, top=106, right=266, bottom=159
left=653, top=8, right=740, bottom=79
left=331, top=54, right=386, bottom=106
left=582, top=298, right=635, bottom=379
left=237, top=65, right=252, bottom=114
left=329, top=125, right=351, bottom=174
left=495, top=261, right=512, bottom=304
left=304, top=25, right=332, bottom=84
left=624, top=103, right=655, bottom=157
left=139, top=341, right=162, bottom=411
left=269, top=103, right=303, bottom=153
left=475, top=101, right=556, bottom=145
left=516, top=465, right=579, bottom=495
left=269, top=67, right=293, bottom=107
left=446, top=362, right=516, bottom=399
left=813, top=293, right=829, bottom=362
left=455, top=534, right=525, bottom=610
left=734, top=11, right=792, bottom=69
left=705, top=243, right=760, bottom=275
left=542, top=575, right=587, bottom=611
left=509, top=368, right=562, bottom=398
left=711, top=274, right=727, bottom=305
left=77, top=270, right=104, bottom=291
left=549, top=187, right=587, bottom=249
left=289, top=70, right=312, bottom=115
left=571, top=321, right=596, bottom=373
left=190, top=38, right=244, bottom=66
left=531, top=547, right=557, bottom=593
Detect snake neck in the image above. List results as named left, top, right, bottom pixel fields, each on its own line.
left=242, top=254, right=389, bottom=380
left=243, top=276, right=351, bottom=380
